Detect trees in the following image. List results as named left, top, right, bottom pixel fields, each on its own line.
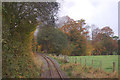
left=101, top=26, right=114, bottom=37
left=118, top=40, right=120, bottom=55
left=2, top=2, right=59, bottom=78
left=37, top=27, right=68, bottom=55
left=92, top=26, right=118, bottom=55
left=92, top=28, right=101, bottom=41
left=60, top=17, right=89, bottom=56
left=2, top=2, right=59, bottom=54
left=102, top=37, right=118, bottom=55
left=86, top=41, right=93, bottom=56
left=58, top=16, right=118, bottom=56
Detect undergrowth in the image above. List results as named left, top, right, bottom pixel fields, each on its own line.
left=3, top=51, right=42, bottom=78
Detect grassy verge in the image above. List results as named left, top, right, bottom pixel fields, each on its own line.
left=49, top=54, right=118, bottom=78
left=61, top=63, right=118, bottom=78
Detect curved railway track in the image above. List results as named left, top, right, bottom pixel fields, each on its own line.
left=41, top=54, right=64, bottom=79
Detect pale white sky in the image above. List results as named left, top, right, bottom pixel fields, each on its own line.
left=57, top=0, right=119, bottom=36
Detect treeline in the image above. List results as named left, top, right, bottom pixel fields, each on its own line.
left=37, top=16, right=119, bottom=56
left=92, top=27, right=118, bottom=55
left=2, top=2, right=59, bottom=78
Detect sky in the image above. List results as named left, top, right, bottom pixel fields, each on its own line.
left=57, top=0, right=119, bottom=36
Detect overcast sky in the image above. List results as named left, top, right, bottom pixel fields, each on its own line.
left=57, top=0, right=119, bottom=36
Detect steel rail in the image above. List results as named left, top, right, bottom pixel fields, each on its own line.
left=41, top=55, right=53, bottom=78
left=41, top=54, right=64, bottom=80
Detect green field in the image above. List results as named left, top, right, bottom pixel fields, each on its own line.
left=68, top=55, right=118, bottom=73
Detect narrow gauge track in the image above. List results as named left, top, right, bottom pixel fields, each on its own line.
left=41, top=54, right=64, bottom=79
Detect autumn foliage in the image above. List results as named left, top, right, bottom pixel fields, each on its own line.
left=92, top=27, right=118, bottom=55
left=60, top=16, right=90, bottom=56
left=60, top=16, right=118, bottom=56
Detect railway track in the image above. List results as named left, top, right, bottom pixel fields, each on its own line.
left=41, top=54, right=64, bottom=79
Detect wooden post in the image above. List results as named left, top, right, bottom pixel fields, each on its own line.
left=67, top=56, right=69, bottom=62
left=71, top=57, right=73, bottom=62
left=72, top=57, right=74, bottom=62
left=113, top=62, right=115, bottom=72
left=75, top=57, right=77, bottom=64
left=64, top=67, right=65, bottom=70
left=64, top=55, right=67, bottom=63
left=100, top=61, right=102, bottom=70
left=80, top=58, right=81, bottom=64
left=85, top=59, right=86, bottom=66
left=73, top=57, right=74, bottom=62
left=92, top=59, right=94, bottom=65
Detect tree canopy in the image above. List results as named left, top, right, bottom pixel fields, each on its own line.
left=92, top=27, right=118, bottom=55
left=60, top=17, right=89, bottom=56
left=37, top=27, right=68, bottom=55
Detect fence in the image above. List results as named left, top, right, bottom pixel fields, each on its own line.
left=63, top=56, right=116, bottom=73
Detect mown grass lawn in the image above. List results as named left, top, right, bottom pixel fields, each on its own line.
left=68, top=55, right=118, bottom=73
